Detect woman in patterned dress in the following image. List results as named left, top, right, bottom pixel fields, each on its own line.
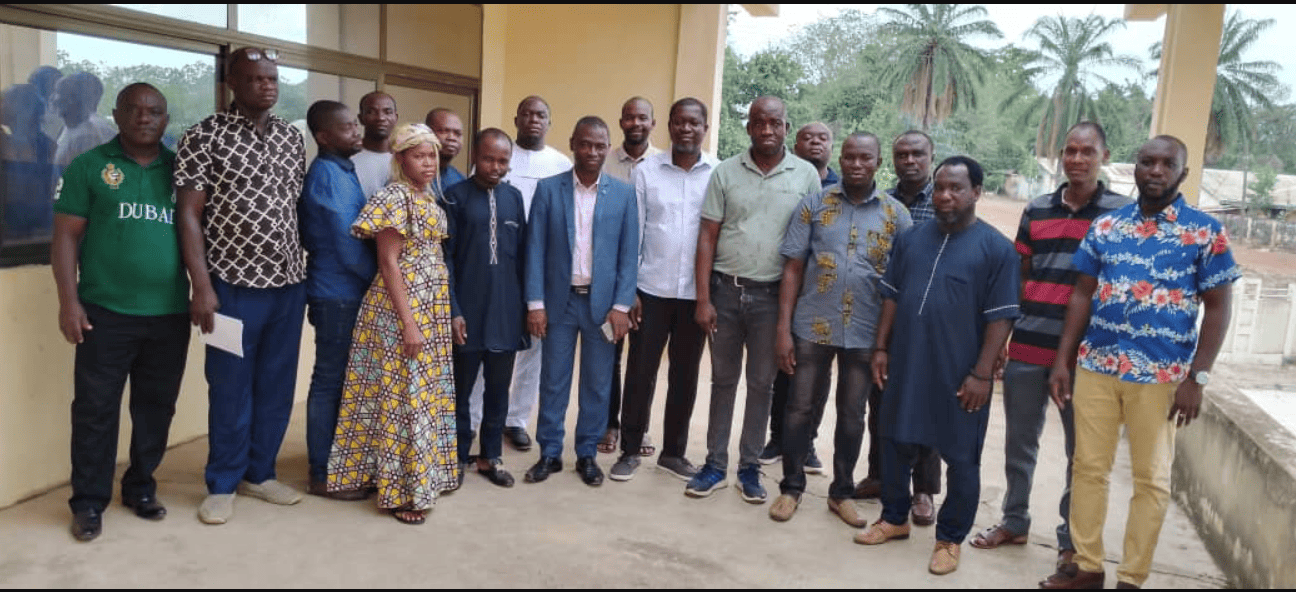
left=326, top=123, right=458, bottom=525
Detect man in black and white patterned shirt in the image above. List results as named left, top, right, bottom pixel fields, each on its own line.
left=175, top=47, right=308, bottom=525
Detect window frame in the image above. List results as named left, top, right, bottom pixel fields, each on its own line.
left=0, top=3, right=480, bottom=267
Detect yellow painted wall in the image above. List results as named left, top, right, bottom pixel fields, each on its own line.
left=496, top=4, right=682, bottom=156
left=0, top=265, right=316, bottom=508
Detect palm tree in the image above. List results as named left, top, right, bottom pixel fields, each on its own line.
left=1014, top=15, right=1141, bottom=160
left=1150, top=10, right=1284, bottom=164
left=877, top=4, right=1002, bottom=131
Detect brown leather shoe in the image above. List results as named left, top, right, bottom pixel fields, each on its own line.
left=854, top=518, right=911, bottom=545
left=970, top=523, right=1028, bottom=549
left=1039, top=562, right=1104, bottom=589
left=1057, top=549, right=1077, bottom=570
left=911, top=493, right=935, bottom=526
left=929, top=540, right=961, bottom=575
left=308, top=479, right=368, bottom=501
left=852, top=477, right=882, bottom=499
left=828, top=497, right=868, bottom=527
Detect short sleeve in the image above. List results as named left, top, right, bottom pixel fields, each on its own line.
left=779, top=193, right=815, bottom=261
left=351, top=183, right=410, bottom=239
left=1014, top=208, right=1033, bottom=257
left=879, top=228, right=907, bottom=300
left=172, top=124, right=211, bottom=192
left=51, top=155, right=91, bottom=218
left=700, top=167, right=725, bottom=222
left=983, top=237, right=1023, bottom=323
left=1071, top=220, right=1104, bottom=278
left=1196, top=222, right=1241, bottom=292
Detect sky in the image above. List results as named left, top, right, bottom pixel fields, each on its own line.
left=728, top=4, right=1296, bottom=98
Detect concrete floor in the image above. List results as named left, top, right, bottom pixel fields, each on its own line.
left=0, top=356, right=1228, bottom=588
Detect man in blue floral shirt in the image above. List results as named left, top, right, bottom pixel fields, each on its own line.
left=1041, top=136, right=1239, bottom=590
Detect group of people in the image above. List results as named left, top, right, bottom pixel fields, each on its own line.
left=52, top=46, right=1238, bottom=588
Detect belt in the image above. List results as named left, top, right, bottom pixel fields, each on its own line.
left=571, top=285, right=591, bottom=295
left=713, top=271, right=779, bottom=289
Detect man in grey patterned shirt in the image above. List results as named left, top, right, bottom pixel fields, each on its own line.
left=175, top=47, right=308, bottom=525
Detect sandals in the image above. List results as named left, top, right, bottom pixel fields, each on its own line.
left=969, top=523, right=1028, bottom=549
left=390, top=508, right=427, bottom=525
left=597, top=428, right=619, bottom=454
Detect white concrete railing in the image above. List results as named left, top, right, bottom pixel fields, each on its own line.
left=1219, top=276, right=1296, bottom=365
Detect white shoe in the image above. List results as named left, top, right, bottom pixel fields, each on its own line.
left=198, top=493, right=235, bottom=524
left=238, top=479, right=302, bottom=505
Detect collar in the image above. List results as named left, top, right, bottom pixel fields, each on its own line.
left=317, top=151, right=357, bottom=172
left=615, top=143, right=656, bottom=164
left=573, top=170, right=600, bottom=192
left=1138, top=194, right=1185, bottom=223
left=224, top=101, right=286, bottom=130
left=889, top=180, right=933, bottom=202
left=739, top=148, right=798, bottom=176
left=823, top=167, right=840, bottom=185
left=660, top=149, right=716, bottom=172
left=1050, top=181, right=1108, bottom=211
left=100, top=135, right=172, bottom=168
left=826, top=182, right=881, bottom=205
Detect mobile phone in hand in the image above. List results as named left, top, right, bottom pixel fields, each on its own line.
left=601, top=320, right=616, bottom=343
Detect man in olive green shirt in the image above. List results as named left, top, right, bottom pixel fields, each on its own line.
left=51, top=83, right=189, bottom=542
left=687, top=95, right=821, bottom=503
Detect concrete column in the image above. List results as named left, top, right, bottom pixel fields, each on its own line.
left=1147, top=4, right=1225, bottom=206
left=479, top=4, right=508, bottom=132
left=674, top=4, right=728, bottom=154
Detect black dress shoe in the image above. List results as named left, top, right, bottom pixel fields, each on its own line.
left=71, top=509, right=102, bottom=542
left=576, top=456, right=604, bottom=487
left=504, top=427, right=533, bottom=452
left=478, top=459, right=516, bottom=488
left=122, top=495, right=167, bottom=520
left=524, top=456, right=562, bottom=483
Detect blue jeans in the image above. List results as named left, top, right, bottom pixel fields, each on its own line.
left=205, top=276, right=306, bottom=494
left=704, top=273, right=780, bottom=472
left=1001, top=360, right=1075, bottom=550
left=881, top=438, right=980, bottom=544
left=535, top=292, right=615, bottom=460
left=305, top=299, right=361, bottom=483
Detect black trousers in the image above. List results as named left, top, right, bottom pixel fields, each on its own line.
left=618, top=291, right=706, bottom=459
left=69, top=303, right=188, bottom=513
left=606, top=340, right=625, bottom=430
left=867, top=386, right=942, bottom=494
left=454, top=349, right=516, bottom=462
left=779, top=338, right=871, bottom=499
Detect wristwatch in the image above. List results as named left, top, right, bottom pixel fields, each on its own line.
left=1190, top=370, right=1210, bottom=386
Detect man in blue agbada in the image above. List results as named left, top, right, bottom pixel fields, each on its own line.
left=855, top=156, right=1020, bottom=577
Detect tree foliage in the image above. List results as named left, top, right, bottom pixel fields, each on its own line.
left=876, top=4, right=1003, bottom=131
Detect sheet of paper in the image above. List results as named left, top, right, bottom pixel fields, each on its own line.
left=202, top=313, right=244, bottom=357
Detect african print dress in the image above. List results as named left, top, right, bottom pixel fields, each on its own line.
left=326, top=182, right=459, bottom=510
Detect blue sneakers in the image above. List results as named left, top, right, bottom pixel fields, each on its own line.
left=684, top=464, right=729, bottom=497
left=737, top=464, right=767, bottom=504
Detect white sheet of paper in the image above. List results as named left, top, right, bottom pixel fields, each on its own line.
left=202, top=313, right=244, bottom=357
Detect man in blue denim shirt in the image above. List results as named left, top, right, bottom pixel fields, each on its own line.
left=298, top=100, right=377, bottom=499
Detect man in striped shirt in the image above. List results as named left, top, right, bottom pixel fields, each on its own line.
left=969, top=122, right=1132, bottom=570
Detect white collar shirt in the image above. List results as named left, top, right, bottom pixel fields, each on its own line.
left=571, top=172, right=599, bottom=287
left=633, top=150, right=719, bottom=300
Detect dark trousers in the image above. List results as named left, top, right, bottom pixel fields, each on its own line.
left=305, top=299, right=361, bottom=483
left=455, top=349, right=516, bottom=461
left=205, top=276, right=305, bottom=494
left=867, top=386, right=942, bottom=494
left=768, top=370, right=824, bottom=450
left=69, top=302, right=188, bottom=513
left=881, top=438, right=979, bottom=543
left=605, top=340, right=625, bottom=430
left=619, top=291, right=706, bottom=459
left=779, top=338, right=870, bottom=499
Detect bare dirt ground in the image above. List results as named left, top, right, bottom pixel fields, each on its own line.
left=979, top=194, right=1296, bottom=279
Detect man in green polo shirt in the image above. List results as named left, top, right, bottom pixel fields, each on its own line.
left=51, top=82, right=190, bottom=542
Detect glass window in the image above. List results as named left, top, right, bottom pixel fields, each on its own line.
left=112, top=4, right=228, bottom=29
left=0, top=25, right=215, bottom=263
left=236, top=4, right=379, bottom=58
left=384, top=84, right=475, bottom=175
left=274, top=66, right=375, bottom=164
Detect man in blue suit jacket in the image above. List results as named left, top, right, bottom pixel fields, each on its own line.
left=523, top=116, right=639, bottom=487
